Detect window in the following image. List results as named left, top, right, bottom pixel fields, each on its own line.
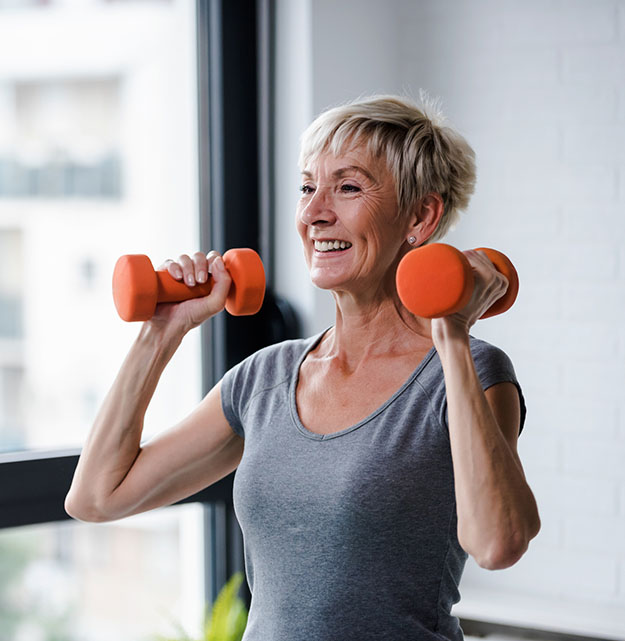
left=0, top=1, right=209, bottom=636
left=0, top=0, right=275, bottom=632
left=0, top=230, right=24, bottom=450
left=0, top=504, right=205, bottom=641
left=0, top=0, right=201, bottom=454
left=0, top=78, right=122, bottom=199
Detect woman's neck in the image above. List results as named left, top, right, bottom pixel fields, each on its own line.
left=318, top=293, right=433, bottom=373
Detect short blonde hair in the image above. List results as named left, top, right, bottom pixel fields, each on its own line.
left=298, top=94, right=476, bottom=242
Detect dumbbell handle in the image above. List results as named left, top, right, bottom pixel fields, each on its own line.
left=395, top=243, right=519, bottom=319
left=113, top=248, right=266, bottom=321
left=151, top=270, right=213, bottom=303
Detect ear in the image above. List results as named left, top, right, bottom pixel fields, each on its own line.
left=406, top=193, right=444, bottom=245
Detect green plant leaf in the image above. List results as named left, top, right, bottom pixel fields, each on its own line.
left=205, top=572, right=248, bottom=641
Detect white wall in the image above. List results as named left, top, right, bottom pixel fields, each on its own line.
left=274, top=0, right=315, bottom=332
left=274, top=0, right=403, bottom=336
left=397, top=1, right=625, bottom=637
left=275, top=0, right=625, bottom=637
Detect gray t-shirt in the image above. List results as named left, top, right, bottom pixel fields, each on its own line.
left=221, top=332, right=525, bottom=641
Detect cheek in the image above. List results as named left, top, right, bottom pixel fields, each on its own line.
left=294, top=208, right=306, bottom=238
left=357, top=203, right=395, bottom=247
left=360, top=219, right=404, bottom=269
left=294, top=212, right=312, bottom=265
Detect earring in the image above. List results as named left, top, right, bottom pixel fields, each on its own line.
left=408, top=236, right=417, bottom=245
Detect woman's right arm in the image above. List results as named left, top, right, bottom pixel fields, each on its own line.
left=65, top=252, right=243, bottom=522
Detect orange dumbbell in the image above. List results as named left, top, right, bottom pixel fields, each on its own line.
left=112, top=248, right=266, bottom=322
left=396, top=243, right=519, bottom=319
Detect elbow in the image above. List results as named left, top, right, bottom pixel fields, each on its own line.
left=64, top=490, right=115, bottom=523
left=474, top=518, right=541, bottom=571
left=474, top=537, right=527, bottom=570
left=64, top=492, right=95, bottom=522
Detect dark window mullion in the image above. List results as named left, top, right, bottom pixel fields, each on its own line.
left=0, top=449, right=234, bottom=530
left=197, top=0, right=268, bottom=608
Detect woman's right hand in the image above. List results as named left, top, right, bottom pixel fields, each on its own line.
left=150, top=250, right=233, bottom=332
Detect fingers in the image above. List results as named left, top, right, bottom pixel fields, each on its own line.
left=159, top=259, right=182, bottom=279
left=464, top=250, right=508, bottom=307
left=207, top=254, right=232, bottom=302
left=150, top=250, right=233, bottom=329
left=466, top=250, right=508, bottom=287
left=160, top=250, right=233, bottom=302
left=160, top=251, right=218, bottom=286
left=185, top=252, right=231, bottom=326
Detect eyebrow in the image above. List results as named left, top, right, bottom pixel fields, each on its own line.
left=301, top=165, right=377, bottom=182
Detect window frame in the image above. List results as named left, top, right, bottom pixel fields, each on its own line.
left=0, top=448, right=235, bottom=530
left=0, top=0, right=276, bottom=608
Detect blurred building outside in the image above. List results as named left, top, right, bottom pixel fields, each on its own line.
left=0, top=2, right=206, bottom=640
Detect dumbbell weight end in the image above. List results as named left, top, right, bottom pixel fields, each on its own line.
left=396, top=243, right=474, bottom=319
left=395, top=243, right=518, bottom=319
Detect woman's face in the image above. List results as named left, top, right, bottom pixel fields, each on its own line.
left=296, top=147, right=412, bottom=297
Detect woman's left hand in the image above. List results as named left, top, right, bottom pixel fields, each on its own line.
left=431, top=250, right=509, bottom=342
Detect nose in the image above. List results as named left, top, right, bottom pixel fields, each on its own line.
left=298, top=186, right=337, bottom=228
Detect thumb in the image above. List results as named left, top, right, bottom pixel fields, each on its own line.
left=210, top=256, right=233, bottom=303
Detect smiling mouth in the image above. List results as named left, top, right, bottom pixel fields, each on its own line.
left=314, top=240, right=352, bottom=252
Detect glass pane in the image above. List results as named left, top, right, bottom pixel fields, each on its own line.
left=0, top=504, right=205, bottom=641
left=0, top=0, right=202, bottom=452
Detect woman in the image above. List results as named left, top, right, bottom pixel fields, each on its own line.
left=66, top=95, right=540, bottom=640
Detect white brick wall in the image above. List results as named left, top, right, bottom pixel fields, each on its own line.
left=395, top=0, right=625, bottom=632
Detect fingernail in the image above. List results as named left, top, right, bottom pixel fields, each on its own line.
left=214, top=257, right=225, bottom=272
left=186, top=274, right=195, bottom=286
left=197, top=271, right=207, bottom=283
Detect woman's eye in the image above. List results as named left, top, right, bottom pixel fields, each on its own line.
left=340, top=184, right=360, bottom=193
left=299, top=184, right=314, bottom=194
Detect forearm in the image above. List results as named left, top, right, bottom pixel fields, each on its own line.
left=436, top=329, right=540, bottom=569
left=65, top=322, right=184, bottom=521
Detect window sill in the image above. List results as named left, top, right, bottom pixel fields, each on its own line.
left=453, top=587, right=625, bottom=640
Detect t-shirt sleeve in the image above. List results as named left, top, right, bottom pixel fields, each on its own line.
left=470, top=339, right=527, bottom=435
left=219, top=340, right=299, bottom=439
left=432, top=338, right=527, bottom=436
left=220, top=358, right=249, bottom=438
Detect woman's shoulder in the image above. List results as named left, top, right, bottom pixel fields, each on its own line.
left=224, top=333, right=322, bottom=383
left=247, top=333, right=321, bottom=368
left=422, top=335, right=520, bottom=393
left=468, top=336, right=518, bottom=377
left=468, top=336, right=526, bottom=433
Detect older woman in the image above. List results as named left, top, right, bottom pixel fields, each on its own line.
left=66, top=95, right=540, bottom=640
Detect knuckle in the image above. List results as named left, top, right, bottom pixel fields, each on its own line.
left=206, top=254, right=223, bottom=273
left=159, top=259, right=173, bottom=271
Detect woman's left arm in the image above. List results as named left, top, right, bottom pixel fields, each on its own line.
left=432, top=251, right=541, bottom=570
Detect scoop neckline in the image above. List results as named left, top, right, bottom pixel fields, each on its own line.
left=289, top=329, right=437, bottom=441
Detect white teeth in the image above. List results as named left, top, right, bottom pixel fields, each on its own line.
left=314, top=240, right=352, bottom=252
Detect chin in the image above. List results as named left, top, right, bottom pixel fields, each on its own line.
left=308, top=269, right=346, bottom=291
